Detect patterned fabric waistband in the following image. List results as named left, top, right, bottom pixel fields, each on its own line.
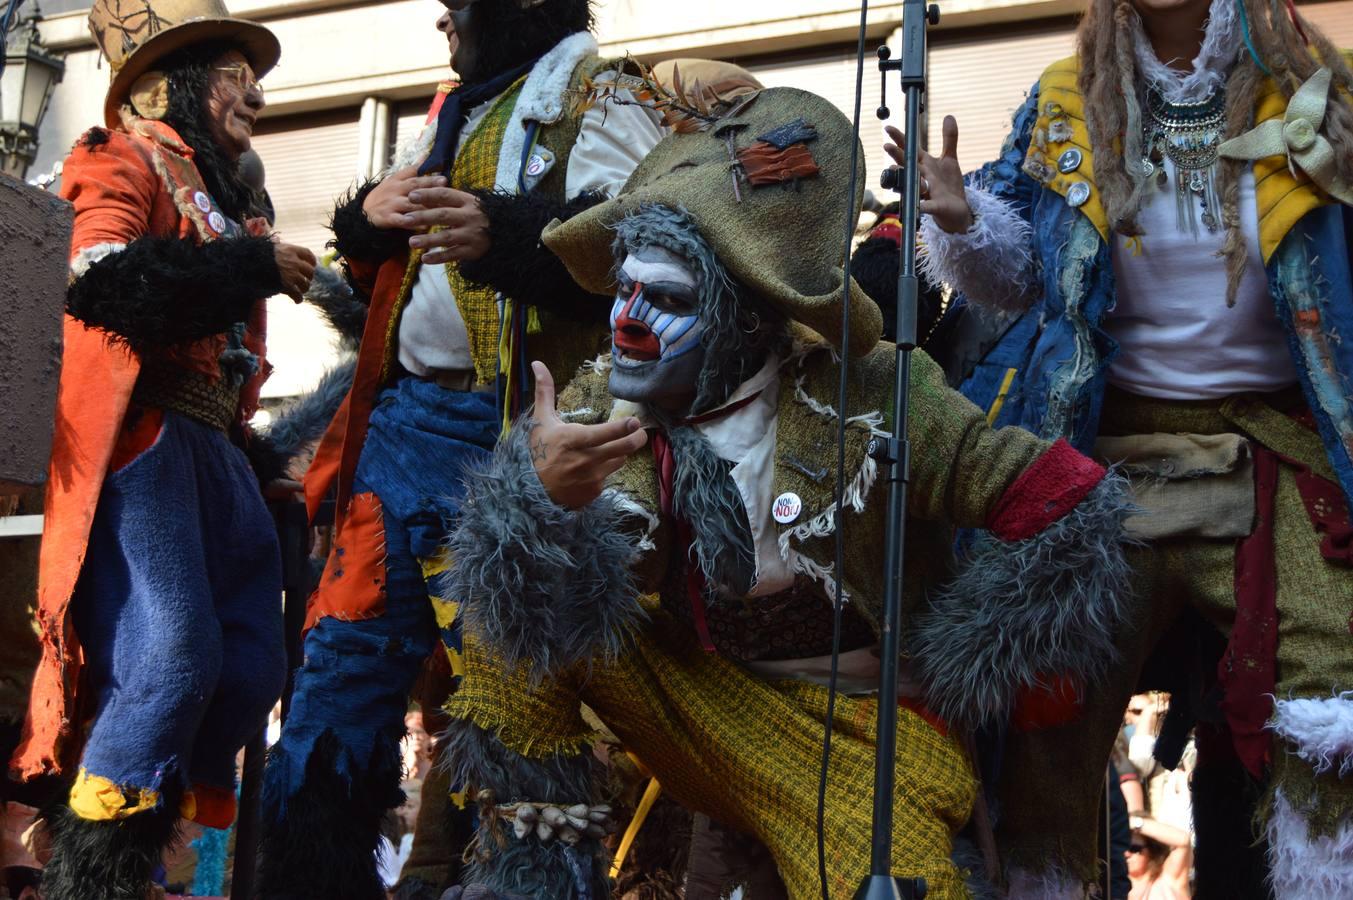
left=132, top=364, right=239, bottom=432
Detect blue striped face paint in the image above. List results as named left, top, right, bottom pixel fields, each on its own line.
left=608, top=246, right=707, bottom=408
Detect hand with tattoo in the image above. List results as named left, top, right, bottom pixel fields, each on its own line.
left=528, top=361, right=648, bottom=509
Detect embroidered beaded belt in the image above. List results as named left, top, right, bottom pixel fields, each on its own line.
left=131, top=364, right=240, bottom=432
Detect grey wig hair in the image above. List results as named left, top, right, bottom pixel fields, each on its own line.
left=610, top=204, right=790, bottom=416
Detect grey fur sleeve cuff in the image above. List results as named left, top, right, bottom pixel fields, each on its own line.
left=441, top=424, right=646, bottom=677
left=910, top=469, right=1136, bottom=731
left=919, top=185, right=1037, bottom=313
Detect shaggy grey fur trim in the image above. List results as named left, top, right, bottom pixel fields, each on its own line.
left=443, top=720, right=609, bottom=900
left=442, top=423, right=646, bottom=677
left=260, top=358, right=356, bottom=473
left=910, top=470, right=1135, bottom=731
left=659, top=421, right=756, bottom=599
left=919, top=186, right=1037, bottom=314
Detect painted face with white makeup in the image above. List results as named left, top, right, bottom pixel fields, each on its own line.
left=608, top=245, right=707, bottom=410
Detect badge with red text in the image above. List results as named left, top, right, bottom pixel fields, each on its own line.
left=772, top=491, right=803, bottom=524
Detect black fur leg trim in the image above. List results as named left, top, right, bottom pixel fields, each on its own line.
left=329, top=179, right=412, bottom=268
left=257, top=731, right=398, bottom=900
left=439, top=423, right=646, bottom=677
left=305, top=266, right=370, bottom=348
left=38, top=795, right=181, bottom=900
left=444, top=720, right=609, bottom=900
left=458, top=190, right=610, bottom=323
left=67, top=234, right=283, bottom=355
left=1191, top=746, right=1270, bottom=900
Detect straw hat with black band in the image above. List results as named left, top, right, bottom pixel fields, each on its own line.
left=541, top=86, right=883, bottom=358
left=88, top=0, right=280, bottom=128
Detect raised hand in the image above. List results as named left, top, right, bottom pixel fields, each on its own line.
left=883, top=116, right=973, bottom=235
left=273, top=242, right=317, bottom=303
left=360, top=165, right=448, bottom=230
left=403, top=186, right=490, bottom=265
left=527, top=361, right=648, bottom=510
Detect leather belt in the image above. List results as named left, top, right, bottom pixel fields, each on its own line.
left=424, top=368, right=480, bottom=392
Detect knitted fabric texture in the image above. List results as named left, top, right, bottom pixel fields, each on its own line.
left=447, top=78, right=528, bottom=386
left=449, top=607, right=978, bottom=900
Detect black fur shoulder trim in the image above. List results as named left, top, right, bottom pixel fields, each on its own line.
left=458, top=189, right=610, bottom=323
left=329, top=178, right=412, bottom=267
left=67, top=234, right=283, bottom=355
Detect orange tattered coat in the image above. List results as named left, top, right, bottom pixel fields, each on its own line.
left=11, top=117, right=269, bottom=779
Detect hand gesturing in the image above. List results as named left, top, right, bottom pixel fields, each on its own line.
left=528, top=361, right=648, bottom=510
left=883, top=116, right=973, bottom=234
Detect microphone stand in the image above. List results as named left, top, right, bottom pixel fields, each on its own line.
left=856, top=1, right=939, bottom=897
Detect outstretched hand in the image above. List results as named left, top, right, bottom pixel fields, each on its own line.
left=883, top=116, right=973, bottom=235
left=528, top=361, right=648, bottom=510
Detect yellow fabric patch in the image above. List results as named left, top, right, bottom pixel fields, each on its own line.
left=1035, top=55, right=1339, bottom=263
left=1028, top=57, right=1109, bottom=243
left=1251, top=77, right=1332, bottom=263
left=447, top=76, right=529, bottom=387
left=986, top=367, right=1018, bottom=426
left=69, top=768, right=160, bottom=821
left=419, top=549, right=454, bottom=580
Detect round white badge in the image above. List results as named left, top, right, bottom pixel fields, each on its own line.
left=193, top=191, right=212, bottom=213
left=525, top=155, right=546, bottom=177
left=772, top=491, right=803, bottom=524
left=207, top=210, right=227, bottom=234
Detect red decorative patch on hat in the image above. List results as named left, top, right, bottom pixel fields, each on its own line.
left=737, top=142, right=820, bottom=186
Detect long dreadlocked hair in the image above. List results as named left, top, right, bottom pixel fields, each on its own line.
left=157, top=40, right=268, bottom=223
left=1078, top=0, right=1353, bottom=303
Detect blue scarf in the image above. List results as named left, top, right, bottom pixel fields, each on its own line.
left=418, top=58, right=540, bottom=175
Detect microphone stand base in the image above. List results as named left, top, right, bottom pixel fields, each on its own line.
left=853, top=875, right=928, bottom=899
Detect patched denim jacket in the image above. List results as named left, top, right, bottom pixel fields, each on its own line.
left=956, top=85, right=1353, bottom=509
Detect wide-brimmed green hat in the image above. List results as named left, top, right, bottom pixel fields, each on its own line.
left=542, top=86, right=882, bottom=357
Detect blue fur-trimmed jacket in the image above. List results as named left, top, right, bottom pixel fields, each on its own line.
left=952, top=56, right=1353, bottom=509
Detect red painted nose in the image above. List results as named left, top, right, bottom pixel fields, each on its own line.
left=613, top=284, right=661, bottom=360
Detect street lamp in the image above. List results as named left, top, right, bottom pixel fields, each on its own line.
left=1, top=5, right=65, bottom=179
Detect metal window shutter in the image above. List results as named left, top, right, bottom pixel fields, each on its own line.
left=249, top=109, right=363, bottom=399
left=251, top=108, right=364, bottom=255
left=928, top=24, right=1078, bottom=173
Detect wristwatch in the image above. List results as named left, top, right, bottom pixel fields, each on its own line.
left=1129, top=813, right=1145, bottom=832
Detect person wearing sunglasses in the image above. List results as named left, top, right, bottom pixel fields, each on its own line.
left=9, top=0, right=318, bottom=897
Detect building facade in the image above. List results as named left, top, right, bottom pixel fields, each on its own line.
left=31, top=0, right=1353, bottom=398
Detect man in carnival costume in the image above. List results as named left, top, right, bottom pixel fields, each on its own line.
left=435, top=84, right=1139, bottom=900
left=8, top=0, right=315, bottom=896
left=898, top=0, right=1353, bottom=894
left=256, top=1, right=665, bottom=896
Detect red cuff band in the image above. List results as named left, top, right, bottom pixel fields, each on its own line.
left=987, top=438, right=1106, bottom=542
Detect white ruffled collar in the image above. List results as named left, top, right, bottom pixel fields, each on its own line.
left=1132, top=0, right=1241, bottom=103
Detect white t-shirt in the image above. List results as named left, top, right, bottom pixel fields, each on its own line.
left=1103, top=163, right=1298, bottom=399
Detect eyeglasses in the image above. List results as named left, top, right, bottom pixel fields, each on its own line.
left=1128, top=707, right=1144, bottom=715
left=1128, top=844, right=1147, bottom=854
left=214, top=64, right=264, bottom=97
